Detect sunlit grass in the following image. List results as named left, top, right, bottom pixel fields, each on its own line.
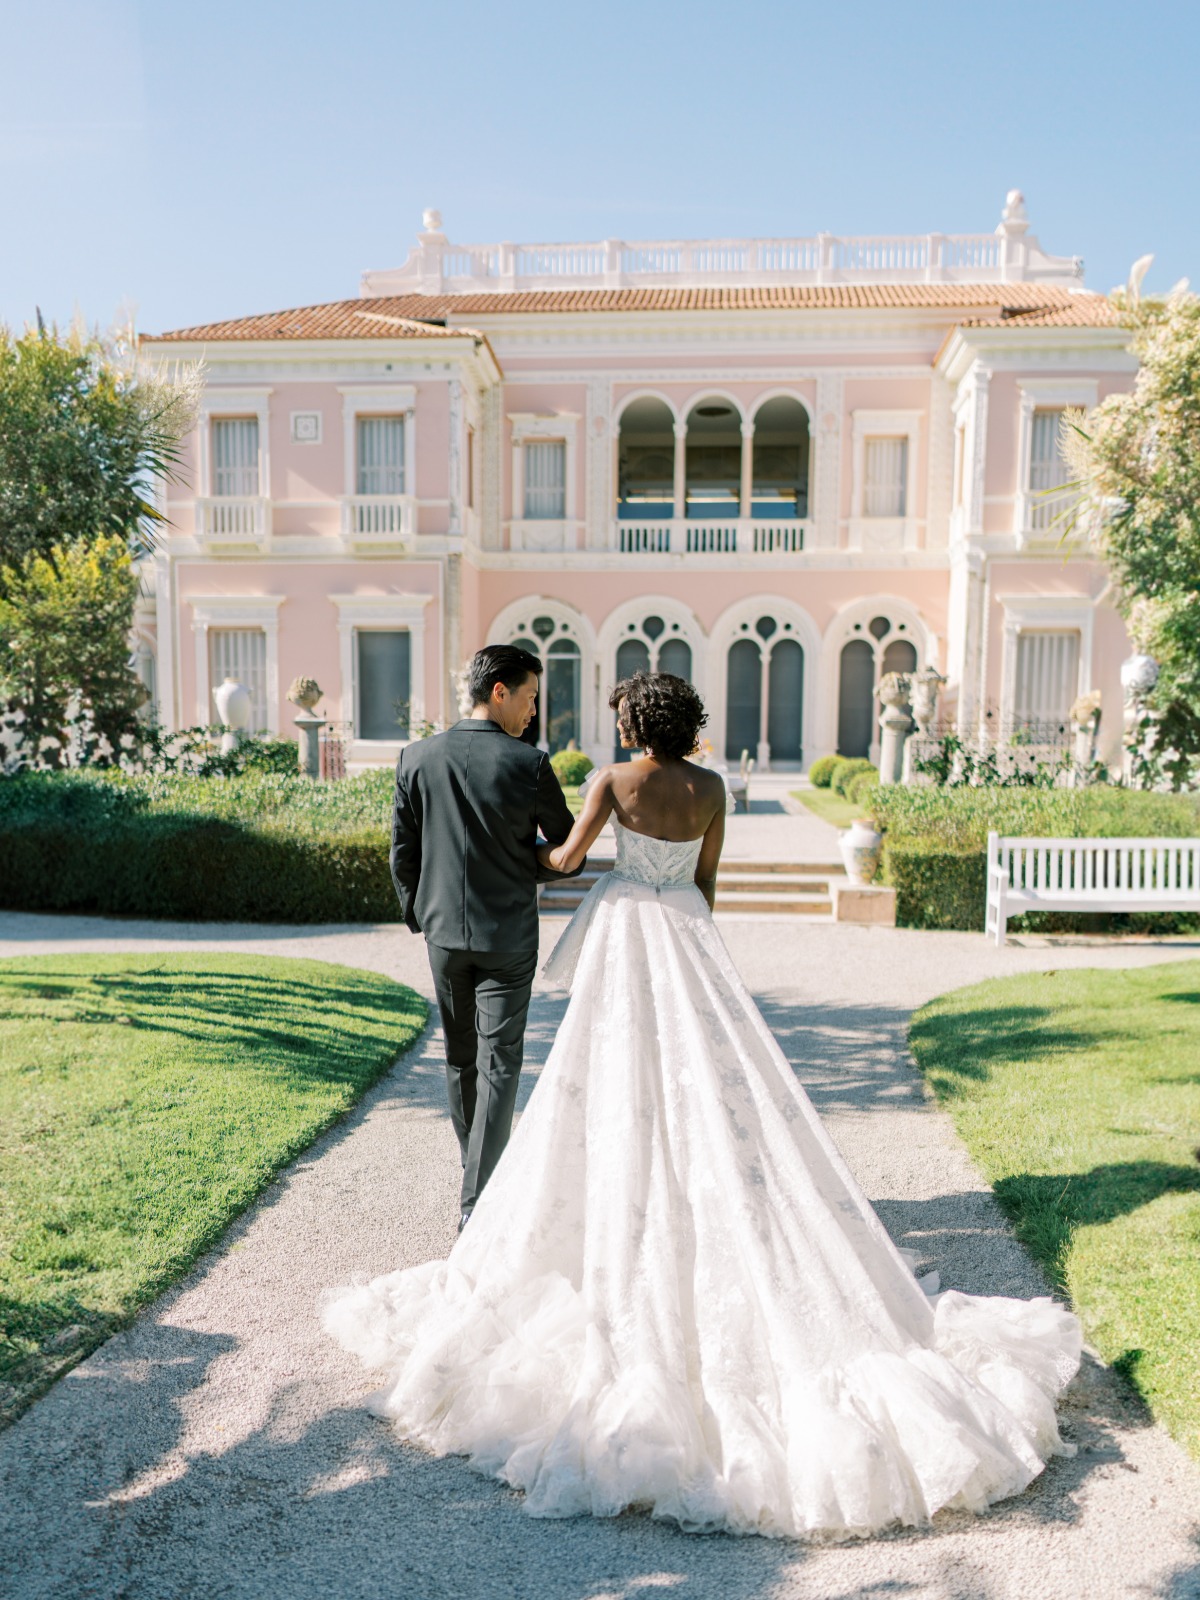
left=0, top=952, right=426, bottom=1424
left=909, top=962, right=1200, bottom=1458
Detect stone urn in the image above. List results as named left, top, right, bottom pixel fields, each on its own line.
left=840, top=818, right=883, bottom=886
left=287, top=676, right=323, bottom=712
left=1120, top=653, right=1159, bottom=707
left=212, top=677, right=251, bottom=753
left=910, top=668, right=946, bottom=737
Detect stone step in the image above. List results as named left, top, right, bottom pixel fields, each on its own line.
left=716, top=893, right=833, bottom=915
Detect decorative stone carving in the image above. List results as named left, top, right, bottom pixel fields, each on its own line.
left=876, top=672, right=913, bottom=787
left=910, top=668, right=946, bottom=737
left=287, top=676, right=323, bottom=712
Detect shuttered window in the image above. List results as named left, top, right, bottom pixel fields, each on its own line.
left=209, top=629, right=268, bottom=731
left=1028, top=410, right=1071, bottom=531
left=211, top=418, right=260, bottom=497
left=356, top=416, right=406, bottom=495
left=863, top=437, right=907, bottom=517
left=1014, top=631, right=1079, bottom=726
left=524, top=440, right=566, bottom=519
left=357, top=630, right=411, bottom=740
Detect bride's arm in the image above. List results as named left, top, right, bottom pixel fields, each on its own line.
left=694, top=799, right=725, bottom=912
left=537, top=769, right=616, bottom=874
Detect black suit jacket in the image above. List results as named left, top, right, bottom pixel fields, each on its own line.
left=390, top=719, right=582, bottom=951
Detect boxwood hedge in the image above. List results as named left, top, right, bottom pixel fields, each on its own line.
left=872, top=785, right=1200, bottom=932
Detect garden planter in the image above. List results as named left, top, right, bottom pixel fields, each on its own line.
left=840, top=819, right=883, bottom=886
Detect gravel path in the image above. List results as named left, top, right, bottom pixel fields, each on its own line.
left=1, top=908, right=1198, bottom=1600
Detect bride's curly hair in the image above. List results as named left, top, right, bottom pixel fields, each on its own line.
left=609, top=672, right=708, bottom=760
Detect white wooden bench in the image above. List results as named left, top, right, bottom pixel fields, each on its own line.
left=986, top=832, right=1200, bottom=946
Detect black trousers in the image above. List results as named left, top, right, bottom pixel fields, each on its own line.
left=426, top=943, right=538, bottom=1212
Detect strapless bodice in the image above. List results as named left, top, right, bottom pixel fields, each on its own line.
left=610, top=819, right=703, bottom=889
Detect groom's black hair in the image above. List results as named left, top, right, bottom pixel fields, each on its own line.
left=469, top=644, right=543, bottom=706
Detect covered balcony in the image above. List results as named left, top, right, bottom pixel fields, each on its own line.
left=613, top=393, right=810, bottom=555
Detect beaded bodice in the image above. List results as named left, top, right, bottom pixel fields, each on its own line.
left=610, top=819, right=704, bottom=889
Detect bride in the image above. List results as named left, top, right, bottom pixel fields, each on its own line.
left=322, top=671, right=1081, bottom=1540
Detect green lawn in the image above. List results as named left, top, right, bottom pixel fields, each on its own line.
left=0, top=953, right=426, bottom=1424
left=790, top=787, right=860, bottom=828
left=909, top=962, right=1200, bottom=1460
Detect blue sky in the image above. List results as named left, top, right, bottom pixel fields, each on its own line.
left=1, top=0, right=1196, bottom=336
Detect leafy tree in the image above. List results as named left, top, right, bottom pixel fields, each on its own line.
left=0, top=319, right=199, bottom=573
left=0, top=534, right=146, bottom=760
left=1064, top=273, right=1200, bottom=785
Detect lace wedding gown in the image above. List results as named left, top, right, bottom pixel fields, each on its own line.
left=323, top=821, right=1081, bottom=1540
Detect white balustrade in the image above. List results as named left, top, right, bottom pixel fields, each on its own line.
left=612, top=520, right=807, bottom=556
left=341, top=494, right=415, bottom=546
left=364, top=203, right=1082, bottom=298
left=196, top=496, right=271, bottom=546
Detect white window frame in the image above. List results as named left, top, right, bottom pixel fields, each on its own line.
left=1014, top=379, right=1098, bottom=547
left=330, top=592, right=433, bottom=762
left=997, top=594, right=1094, bottom=729
left=849, top=409, right=922, bottom=551
left=508, top=412, right=580, bottom=551
left=197, top=389, right=273, bottom=499
left=190, top=596, right=285, bottom=734
left=338, top=387, right=416, bottom=496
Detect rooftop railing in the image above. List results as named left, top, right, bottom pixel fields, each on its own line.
left=362, top=195, right=1084, bottom=298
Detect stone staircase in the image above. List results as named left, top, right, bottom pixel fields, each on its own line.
left=540, top=858, right=846, bottom=917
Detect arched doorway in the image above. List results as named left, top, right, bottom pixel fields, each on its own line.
left=616, top=397, right=675, bottom=521
left=505, top=611, right=583, bottom=753
left=685, top=398, right=741, bottom=527
left=836, top=614, right=920, bottom=761
left=750, top=396, right=810, bottom=519
left=611, top=611, right=695, bottom=758
left=723, top=614, right=806, bottom=765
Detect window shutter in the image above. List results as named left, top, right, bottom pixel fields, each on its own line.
left=212, top=418, right=260, bottom=497
left=524, top=440, right=566, bottom=519
left=357, top=417, right=406, bottom=495
left=863, top=437, right=907, bottom=517
left=209, top=629, right=268, bottom=730
left=1014, top=631, right=1079, bottom=726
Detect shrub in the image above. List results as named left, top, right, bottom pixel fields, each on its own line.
left=875, top=786, right=1200, bottom=931
left=807, top=754, right=840, bottom=789
left=846, top=770, right=881, bottom=809
left=832, top=757, right=877, bottom=797
left=550, top=749, right=593, bottom=787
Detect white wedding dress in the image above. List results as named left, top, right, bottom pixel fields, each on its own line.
left=323, top=821, right=1081, bottom=1540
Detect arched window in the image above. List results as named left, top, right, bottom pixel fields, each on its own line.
left=685, top=398, right=741, bottom=522
left=836, top=614, right=920, bottom=760
left=750, top=396, right=810, bottom=520
left=723, top=613, right=806, bottom=764
left=611, top=612, right=695, bottom=758
left=616, top=398, right=675, bottom=521
left=503, top=611, right=582, bottom=753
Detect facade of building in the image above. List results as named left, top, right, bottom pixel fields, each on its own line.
left=139, top=191, right=1137, bottom=771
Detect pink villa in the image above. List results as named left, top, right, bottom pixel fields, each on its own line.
left=137, top=191, right=1135, bottom=772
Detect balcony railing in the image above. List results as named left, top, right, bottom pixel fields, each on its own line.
left=613, top=520, right=808, bottom=556
left=362, top=197, right=1084, bottom=297
left=196, top=496, right=271, bottom=547
left=340, top=494, right=415, bottom=549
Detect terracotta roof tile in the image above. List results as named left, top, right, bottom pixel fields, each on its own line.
left=956, top=300, right=1120, bottom=329
left=145, top=284, right=1110, bottom=342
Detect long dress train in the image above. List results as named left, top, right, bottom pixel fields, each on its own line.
left=322, top=821, right=1080, bottom=1540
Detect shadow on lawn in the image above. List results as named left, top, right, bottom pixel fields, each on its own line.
left=907, top=1004, right=1115, bottom=1092
left=0, top=960, right=425, bottom=1086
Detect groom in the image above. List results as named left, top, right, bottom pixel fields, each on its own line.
left=389, top=644, right=583, bottom=1231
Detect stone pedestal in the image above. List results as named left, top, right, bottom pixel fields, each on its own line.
left=832, top=881, right=897, bottom=926
left=294, top=711, right=326, bottom=779
left=877, top=704, right=913, bottom=786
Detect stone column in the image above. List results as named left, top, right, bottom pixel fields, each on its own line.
left=672, top=421, right=688, bottom=523
left=294, top=711, right=326, bottom=779
left=739, top=422, right=754, bottom=520
left=877, top=674, right=912, bottom=785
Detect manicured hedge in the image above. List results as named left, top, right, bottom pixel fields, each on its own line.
left=0, top=770, right=399, bottom=923
left=874, top=786, right=1200, bottom=932
left=807, top=755, right=840, bottom=789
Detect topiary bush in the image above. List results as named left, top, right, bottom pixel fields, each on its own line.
left=832, top=757, right=877, bottom=797
left=846, top=769, right=881, bottom=809
left=550, top=749, right=594, bottom=787
left=807, top=754, right=840, bottom=789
